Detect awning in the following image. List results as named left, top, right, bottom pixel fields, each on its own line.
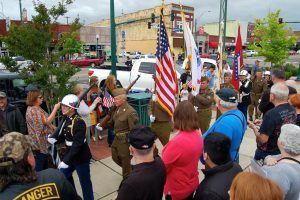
left=209, top=42, right=218, bottom=48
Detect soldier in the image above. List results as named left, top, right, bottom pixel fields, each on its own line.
left=189, top=76, right=214, bottom=133
left=249, top=69, right=267, bottom=121
left=264, top=71, right=273, bottom=89
left=216, top=72, right=235, bottom=119
left=48, top=94, right=94, bottom=200
left=148, top=93, right=173, bottom=146
left=97, top=88, right=139, bottom=178
left=237, top=70, right=252, bottom=120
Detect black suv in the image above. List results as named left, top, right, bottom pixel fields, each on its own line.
left=0, top=71, right=34, bottom=116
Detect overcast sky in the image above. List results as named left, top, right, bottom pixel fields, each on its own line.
left=1, top=0, right=299, bottom=30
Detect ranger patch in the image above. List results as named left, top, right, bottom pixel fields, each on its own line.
left=13, top=183, right=60, bottom=200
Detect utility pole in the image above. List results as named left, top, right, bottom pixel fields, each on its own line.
left=218, top=0, right=228, bottom=53
left=19, top=0, right=22, bottom=22
left=110, top=0, right=117, bottom=77
left=65, top=16, right=70, bottom=25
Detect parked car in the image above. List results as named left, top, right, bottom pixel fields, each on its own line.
left=245, top=50, right=258, bottom=57
left=128, top=51, right=141, bottom=59
left=139, top=54, right=156, bottom=59
left=0, top=71, right=37, bottom=117
left=67, top=56, right=104, bottom=67
left=289, top=50, right=296, bottom=55
left=118, top=51, right=131, bottom=58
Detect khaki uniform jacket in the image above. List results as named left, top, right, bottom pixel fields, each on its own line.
left=251, top=78, right=267, bottom=95
left=148, top=100, right=172, bottom=122
left=189, top=88, right=214, bottom=109
left=107, top=102, right=139, bottom=134
left=220, top=83, right=235, bottom=90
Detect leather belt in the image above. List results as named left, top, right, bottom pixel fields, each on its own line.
left=65, top=139, right=86, bottom=146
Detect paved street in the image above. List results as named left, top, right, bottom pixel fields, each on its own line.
left=73, top=111, right=257, bottom=200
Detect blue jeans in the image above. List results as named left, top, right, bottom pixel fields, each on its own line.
left=238, top=104, right=248, bottom=120
left=107, top=128, right=115, bottom=146
left=60, top=162, right=94, bottom=200
left=33, top=150, right=48, bottom=172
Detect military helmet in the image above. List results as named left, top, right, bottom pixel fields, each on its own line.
left=240, top=70, right=248, bottom=76
left=61, top=94, right=79, bottom=109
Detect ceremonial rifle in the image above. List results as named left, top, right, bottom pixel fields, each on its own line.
left=98, top=75, right=141, bottom=128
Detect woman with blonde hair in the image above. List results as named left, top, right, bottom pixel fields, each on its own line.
left=229, top=172, right=283, bottom=200
left=26, top=90, right=60, bottom=171
left=73, top=84, right=101, bottom=143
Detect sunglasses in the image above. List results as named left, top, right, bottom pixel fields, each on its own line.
left=38, top=96, right=43, bottom=99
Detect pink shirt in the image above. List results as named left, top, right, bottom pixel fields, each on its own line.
left=162, top=130, right=203, bottom=200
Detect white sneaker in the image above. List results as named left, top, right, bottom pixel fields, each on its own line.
left=92, top=136, right=96, bottom=142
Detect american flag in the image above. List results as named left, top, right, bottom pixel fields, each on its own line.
left=155, top=13, right=178, bottom=116
left=103, top=90, right=115, bottom=108
left=232, top=25, right=244, bottom=90
left=186, top=80, right=192, bottom=88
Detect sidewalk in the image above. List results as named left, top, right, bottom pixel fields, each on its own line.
left=74, top=111, right=257, bottom=200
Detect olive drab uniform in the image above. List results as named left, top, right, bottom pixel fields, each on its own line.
left=148, top=99, right=173, bottom=146
left=249, top=77, right=267, bottom=120
left=107, top=102, right=139, bottom=178
left=189, top=88, right=214, bottom=133
left=216, top=83, right=235, bottom=119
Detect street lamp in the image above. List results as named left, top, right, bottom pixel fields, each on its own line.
left=194, top=10, right=211, bottom=51
left=96, top=34, right=99, bottom=58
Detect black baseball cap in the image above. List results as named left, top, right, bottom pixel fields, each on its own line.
left=216, top=88, right=238, bottom=103
left=128, top=126, right=156, bottom=150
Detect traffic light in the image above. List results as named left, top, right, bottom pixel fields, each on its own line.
left=171, top=12, right=175, bottom=21
left=148, top=22, right=151, bottom=29
left=278, top=18, right=283, bottom=24
left=151, top=13, right=155, bottom=23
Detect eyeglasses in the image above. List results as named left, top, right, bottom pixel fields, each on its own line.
left=38, top=96, right=43, bottom=99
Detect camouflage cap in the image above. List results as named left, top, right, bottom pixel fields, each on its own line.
left=111, top=88, right=127, bottom=97
left=0, top=132, right=37, bottom=167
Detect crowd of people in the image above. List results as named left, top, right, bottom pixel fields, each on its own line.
left=0, top=59, right=300, bottom=200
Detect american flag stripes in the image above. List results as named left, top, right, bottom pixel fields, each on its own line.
left=155, top=14, right=178, bottom=116
left=103, top=90, right=115, bottom=108
left=232, top=25, right=244, bottom=90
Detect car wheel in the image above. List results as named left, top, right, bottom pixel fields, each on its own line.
left=91, top=63, right=95, bottom=67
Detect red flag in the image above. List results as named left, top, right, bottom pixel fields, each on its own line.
left=232, top=25, right=244, bottom=90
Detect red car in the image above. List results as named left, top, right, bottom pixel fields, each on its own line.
left=67, top=56, right=104, bottom=67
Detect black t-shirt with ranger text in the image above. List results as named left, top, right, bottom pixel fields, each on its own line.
left=259, top=103, right=296, bottom=153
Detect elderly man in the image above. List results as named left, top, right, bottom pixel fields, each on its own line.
left=0, top=132, right=79, bottom=200
left=259, top=69, right=297, bottom=115
left=248, top=83, right=297, bottom=161
left=203, top=88, right=247, bottom=162
left=117, top=126, right=166, bottom=200
left=0, top=91, right=26, bottom=136
left=261, top=124, right=300, bottom=200
left=97, top=88, right=139, bottom=178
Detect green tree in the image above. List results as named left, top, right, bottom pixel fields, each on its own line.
left=249, top=10, right=296, bottom=66
left=0, top=0, right=81, bottom=113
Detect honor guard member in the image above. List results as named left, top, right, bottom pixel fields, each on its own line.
left=189, top=76, right=214, bottom=133
left=97, top=88, right=139, bottom=178
left=264, top=71, right=273, bottom=89
left=249, top=69, right=267, bottom=121
left=237, top=70, right=252, bottom=120
left=53, top=94, right=94, bottom=200
left=0, top=132, right=79, bottom=200
left=216, top=72, right=235, bottom=119
left=148, top=93, right=173, bottom=146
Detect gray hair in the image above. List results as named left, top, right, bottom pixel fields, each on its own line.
left=270, top=83, right=289, bottom=101
left=279, top=124, right=300, bottom=156
left=220, top=100, right=238, bottom=108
